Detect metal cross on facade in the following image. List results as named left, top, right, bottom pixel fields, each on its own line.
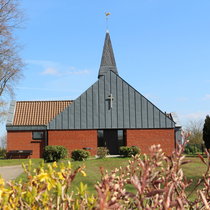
left=107, top=94, right=114, bottom=109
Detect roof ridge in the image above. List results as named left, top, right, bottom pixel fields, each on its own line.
left=16, top=100, right=74, bottom=103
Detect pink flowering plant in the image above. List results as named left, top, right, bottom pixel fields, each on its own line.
left=95, top=136, right=210, bottom=209
left=0, top=140, right=209, bottom=209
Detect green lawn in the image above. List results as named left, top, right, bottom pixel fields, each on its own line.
left=182, top=156, right=207, bottom=199
left=68, top=157, right=131, bottom=193
left=0, top=156, right=207, bottom=201
left=0, top=158, right=42, bottom=167
left=14, top=157, right=131, bottom=193
left=71, top=156, right=208, bottom=200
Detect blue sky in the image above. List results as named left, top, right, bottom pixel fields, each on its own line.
left=1, top=0, right=210, bottom=140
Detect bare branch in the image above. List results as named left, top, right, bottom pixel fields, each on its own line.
left=0, top=0, right=24, bottom=98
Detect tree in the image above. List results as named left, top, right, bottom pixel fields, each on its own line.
left=0, top=0, right=23, bottom=98
left=0, top=100, right=7, bottom=122
left=203, top=115, right=210, bottom=149
left=0, top=0, right=24, bottom=123
left=0, top=133, right=7, bottom=148
left=185, top=120, right=203, bottom=145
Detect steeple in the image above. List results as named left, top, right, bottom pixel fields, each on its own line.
left=98, top=31, right=118, bottom=78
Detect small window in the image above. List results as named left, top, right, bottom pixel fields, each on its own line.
left=32, top=131, right=44, bottom=140
left=118, top=130, right=125, bottom=147
left=97, top=130, right=105, bottom=147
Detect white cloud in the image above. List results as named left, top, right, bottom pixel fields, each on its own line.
left=205, top=79, right=210, bottom=83
left=145, top=94, right=159, bottom=102
left=178, top=111, right=208, bottom=126
left=66, top=69, right=90, bottom=75
left=41, top=68, right=90, bottom=76
left=203, top=94, right=210, bottom=101
left=184, top=112, right=206, bottom=120
left=17, top=86, right=80, bottom=93
left=176, top=97, right=189, bottom=102
left=26, top=59, right=91, bottom=76
left=41, top=68, right=90, bottom=77
left=41, top=67, right=59, bottom=75
left=26, top=59, right=57, bottom=67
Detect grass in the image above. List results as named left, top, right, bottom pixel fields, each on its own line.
left=68, top=156, right=207, bottom=200
left=0, top=158, right=42, bottom=167
left=182, top=156, right=207, bottom=200
left=13, top=157, right=130, bottom=193
left=68, top=157, right=130, bottom=193
left=0, top=155, right=207, bottom=201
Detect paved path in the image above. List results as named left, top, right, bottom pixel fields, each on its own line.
left=0, top=165, right=23, bottom=181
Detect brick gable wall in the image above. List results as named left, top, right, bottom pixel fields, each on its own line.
left=7, top=131, right=45, bottom=158
left=126, top=129, right=175, bottom=155
left=48, top=130, right=98, bottom=156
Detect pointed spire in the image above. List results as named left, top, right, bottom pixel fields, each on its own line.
left=98, top=31, right=118, bottom=78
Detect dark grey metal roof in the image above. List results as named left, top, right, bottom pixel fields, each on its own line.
left=48, top=70, right=175, bottom=130
left=98, top=31, right=118, bottom=78
left=7, top=125, right=47, bottom=131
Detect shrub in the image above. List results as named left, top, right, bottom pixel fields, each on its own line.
left=119, top=146, right=132, bottom=157
left=71, top=149, right=90, bottom=161
left=95, top=143, right=210, bottom=209
left=43, top=145, right=68, bottom=162
left=119, top=146, right=140, bottom=157
left=184, top=144, right=199, bottom=154
left=97, top=147, right=109, bottom=158
left=130, top=146, right=140, bottom=156
left=0, top=148, right=6, bottom=159
left=0, top=160, right=93, bottom=209
left=0, top=143, right=210, bottom=209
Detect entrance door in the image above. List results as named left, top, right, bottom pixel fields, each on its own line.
left=104, top=130, right=118, bottom=155
left=97, top=130, right=126, bottom=155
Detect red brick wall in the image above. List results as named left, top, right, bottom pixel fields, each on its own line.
left=48, top=130, right=98, bottom=156
left=126, top=129, right=175, bottom=155
left=7, top=131, right=45, bottom=158
left=7, top=129, right=174, bottom=158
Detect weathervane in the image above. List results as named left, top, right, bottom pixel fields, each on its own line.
left=105, top=12, right=111, bottom=31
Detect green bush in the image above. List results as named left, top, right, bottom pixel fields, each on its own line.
left=184, top=144, right=200, bottom=155
left=97, top=147, right=109, bottom=158
left=0, top=148, right=6, bottom=159
left=119, top=146, right=140, bottom=157
left=130, top=146, right=140, bottom=156
left=0, top=144, right=209, bottom=208
left=43, top=145, right=68, bottom=162
left=71, top=149, right=90, bottom=161
left=119, top=146, right=132, bottom=157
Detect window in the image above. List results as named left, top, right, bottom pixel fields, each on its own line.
left=32, top=131, right=44, bottom=140
left=97, top=130, right=105, bottom=146
left=118, top=130, right=125, bottom=147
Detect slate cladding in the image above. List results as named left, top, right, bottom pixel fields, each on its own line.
left=48, top=70, right=175, bottom=130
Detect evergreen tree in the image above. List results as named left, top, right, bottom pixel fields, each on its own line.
left=203, top=115, right=210, bottom=149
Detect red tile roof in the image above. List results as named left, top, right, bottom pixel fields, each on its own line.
left=13, top=100, right=73, bottom=126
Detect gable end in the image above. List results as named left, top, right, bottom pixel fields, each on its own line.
left=48, top=71, right=175, bottom=130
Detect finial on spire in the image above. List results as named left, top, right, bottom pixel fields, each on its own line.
left=105, top=12, right=111, bottom=32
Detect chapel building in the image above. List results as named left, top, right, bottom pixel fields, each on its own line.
left=6, top=31, right=181, bottom=158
